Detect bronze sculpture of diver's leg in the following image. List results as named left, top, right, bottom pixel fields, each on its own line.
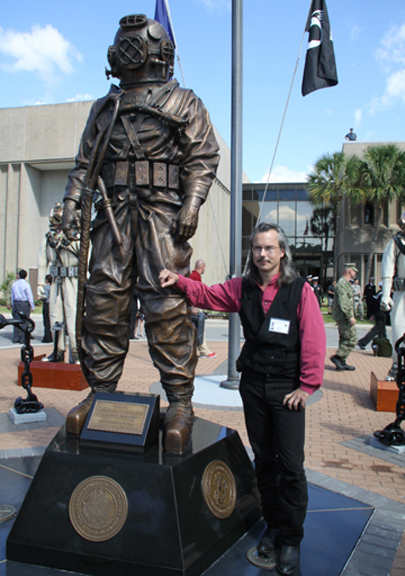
left=66, top=195, right=198, bottom=453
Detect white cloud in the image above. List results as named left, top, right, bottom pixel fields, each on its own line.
left=376, top=24, right=405, bottom=68
left=350, top=24, right=361, bottom=43
left=354, top=109, right=362, bottom=125
left=0, top=24, right=82, bottom=83
left=259, top=165, right=308, bottom=184
left=66, top=94, right=94, bottom=103
left=197, top=0, right=231, bottom=11
left=370, top=68, right=405, bottom=113
left=369, top=23, right=405, bottom=113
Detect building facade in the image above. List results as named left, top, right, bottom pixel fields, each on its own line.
left=337, top=141, right=405, bottom=286
left=242, top=182, right=334, bottom=283
left=243, top=142, right=405, bottom=289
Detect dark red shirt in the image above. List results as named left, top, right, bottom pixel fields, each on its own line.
left=176, top=273, right=325, bottom=394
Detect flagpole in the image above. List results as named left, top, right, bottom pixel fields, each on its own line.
left=163, top=0, right=187, bottom=87
left=221, top=0, right=243, bottom=390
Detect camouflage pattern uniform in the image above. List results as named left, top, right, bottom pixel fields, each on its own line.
left=352, top=282, right=364, bottom=320
left=333, top=277, right=358, bottom=360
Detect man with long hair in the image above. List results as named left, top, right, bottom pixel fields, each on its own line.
left=160, top=222, right=325, bottom=575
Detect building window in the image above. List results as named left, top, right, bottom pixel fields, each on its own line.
left=364, top=203, right=374, bottom=225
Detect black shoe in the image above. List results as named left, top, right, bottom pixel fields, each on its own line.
left=330, top=355, right=345, bottom=370
left=257, top=528, right=279, bottom=558
left=386, top=363, right=398, bottom=381
left=41, top=350, right=65, bottom=363
left=70, top=349, right=80, bottom=365
left=358, top=342, right=366, bottom=350
left=277, top=545, right=300, bottom=575
left=342, top=360, right=356, bottom=371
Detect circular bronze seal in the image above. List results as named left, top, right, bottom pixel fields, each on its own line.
left=202, top=460, right=236, bottom=519
left=69, top=476, right=128, bottom=542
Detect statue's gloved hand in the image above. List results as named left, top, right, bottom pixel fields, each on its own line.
left=62, top=199, right=80, bottom=241
left=37, top=285, right=45, bottom=299
left=172, top=197, right=202, bottom=243
left=381, top=296, right=393, bottom=312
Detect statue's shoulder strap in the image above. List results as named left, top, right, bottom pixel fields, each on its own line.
left=147, top=79, right=180, bottom=109
left=393, top=233, right=405, bottom=256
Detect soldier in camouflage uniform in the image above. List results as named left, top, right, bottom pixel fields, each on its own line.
left=331, top=263, right=358, bottom=371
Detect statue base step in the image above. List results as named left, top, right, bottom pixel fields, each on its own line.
left=18, top=355, right=88, bottom=391
left=370, top=371, right=398, bottom=412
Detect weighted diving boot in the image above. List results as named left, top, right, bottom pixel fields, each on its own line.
left=65, top=382, right=117, bottom=436
left=70, top=348, right=81, bottom=365
left=65, top=396, right=94, bottom=435
left=163, top=384, right=195, bottom=455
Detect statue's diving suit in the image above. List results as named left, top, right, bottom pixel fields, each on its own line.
left=62, top=14, right=220, bottom=454
left=37, top=203, right=80, bottom=363
left=380, top=213, right=405, bottom=381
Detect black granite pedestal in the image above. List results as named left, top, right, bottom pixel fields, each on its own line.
left=6, top=413, right=261, bottom=576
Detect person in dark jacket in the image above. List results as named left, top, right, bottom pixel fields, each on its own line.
left=363, top=277, right=376, bottom=319
left=358, top=283, right=388, bottom=350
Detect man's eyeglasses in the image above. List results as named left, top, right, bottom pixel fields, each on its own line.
left=252, top=245, right=280, bottom=254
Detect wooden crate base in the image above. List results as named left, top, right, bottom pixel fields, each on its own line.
left=370, top=371, right=398, bottom=412
left=18, top=355, right=88, bottom=391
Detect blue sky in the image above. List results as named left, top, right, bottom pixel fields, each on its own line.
left=1, top=0, right=404, bottom=184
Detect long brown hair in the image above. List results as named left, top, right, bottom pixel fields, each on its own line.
left=244, top=222, right=297, bottom=287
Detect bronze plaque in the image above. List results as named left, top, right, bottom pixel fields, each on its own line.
left=69, top=476, right=128, bottom=542
left=202, top=460, right=236, bottom=519
left=87, top=400, right=148, bottom=435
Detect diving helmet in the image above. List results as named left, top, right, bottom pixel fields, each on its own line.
left=49, top=202, right=63, bottom=228
left=106, top=14, right=175, bottom=84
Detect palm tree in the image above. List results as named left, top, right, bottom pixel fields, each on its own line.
left=310, top=207, right=336, bottom=280
left=307, top=152, right=358, bottom=274
left=353, top=144, right=405, bottom=282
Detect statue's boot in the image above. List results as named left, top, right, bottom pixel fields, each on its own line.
left=163, top=384, right=195, bottom=455
left=70, top=348, right=80, bottom=365
left=65, top=382, right=117, bottom=436
left=65, top=396, right=93, bottom=435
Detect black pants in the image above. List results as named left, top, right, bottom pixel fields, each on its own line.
left=12, top=301, right=30, bottom=344
left=240, top=368, right=307, bottom=546
left=42, top=301, right=53, bottom=343
left=358, top=311, right=387, bottom=347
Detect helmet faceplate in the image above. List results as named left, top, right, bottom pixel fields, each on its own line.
left=106, top=15, right=175, bottom=84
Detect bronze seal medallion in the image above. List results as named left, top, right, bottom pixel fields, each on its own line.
left=202, top=460, right=236, bottom=519
left=69, top=476, right=128, bottom=542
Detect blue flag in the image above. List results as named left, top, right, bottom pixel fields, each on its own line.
left=155, top=0, right=176, bottom=48
left=302, top=0, right=338, bottom=96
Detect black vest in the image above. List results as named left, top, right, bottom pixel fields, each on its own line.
left=237, top=277, right=305, bottom=380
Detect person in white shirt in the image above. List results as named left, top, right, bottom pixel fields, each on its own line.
left=10, top=269, right=35, bottom=344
